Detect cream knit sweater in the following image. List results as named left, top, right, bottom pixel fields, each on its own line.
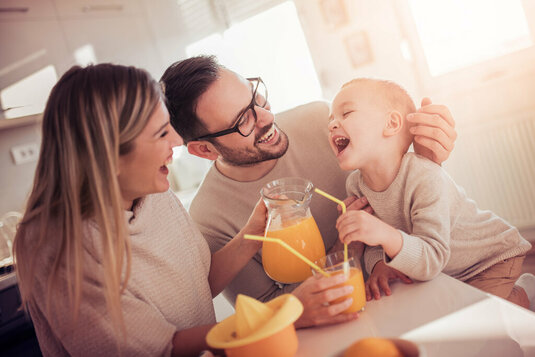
left=28, top=190, right=215, bottom=357
left=347, top=153, right=531, bottom=281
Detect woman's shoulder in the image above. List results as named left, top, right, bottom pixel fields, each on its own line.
left=129, top=190, right=192, bottom=232
left=18, top=216, right=62, bottom=254
left=141, top=190, right=185, bottom=215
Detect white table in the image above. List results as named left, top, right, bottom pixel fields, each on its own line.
left=296, top=273, right=535, bottom=356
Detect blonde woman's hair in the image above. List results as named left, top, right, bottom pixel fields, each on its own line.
left=13, top=63, right=162, bottom=337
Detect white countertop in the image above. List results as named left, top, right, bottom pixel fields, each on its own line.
left=296, top=273, right=535, bottom=357
left=0, top=271, right=16, bottom=291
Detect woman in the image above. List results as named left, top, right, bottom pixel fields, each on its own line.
left=13, top=64, right=267, bottom=356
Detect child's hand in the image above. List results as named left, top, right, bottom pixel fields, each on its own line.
left=336, top=210, right=395, bottom=245
left=336, top=210, right=402, bottom=258
left=337, top=196, right=374, bottom=215
left=365, top=261, right=413, bottom=300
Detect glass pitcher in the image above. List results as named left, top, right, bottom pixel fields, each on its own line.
left=0, top=211, right=21, bottom=270
left=261, top=177, right=326, bottom=284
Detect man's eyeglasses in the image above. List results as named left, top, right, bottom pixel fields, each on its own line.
left=192, top=77, right=268, bottom=141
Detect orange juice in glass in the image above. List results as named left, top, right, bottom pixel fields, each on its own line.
left=261, top=178, right=326, bottom=284
left=315, top=250, right=366, bottom=313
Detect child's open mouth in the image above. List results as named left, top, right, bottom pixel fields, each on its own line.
left=334, top=136, right=350, bottom=154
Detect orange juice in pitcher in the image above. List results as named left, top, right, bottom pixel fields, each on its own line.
left=261, top=178, right=326, bottom=284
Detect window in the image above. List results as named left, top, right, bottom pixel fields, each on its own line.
left=408, top=0, right=532, bottom=76
left=186, top=1, right=322, bottom=113
left=0, top=65, right=57, bottom=119
left=171, top=1, right=323, bottom=208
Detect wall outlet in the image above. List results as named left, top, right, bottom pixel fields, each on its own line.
left=10, top=143, right=40, bottom=165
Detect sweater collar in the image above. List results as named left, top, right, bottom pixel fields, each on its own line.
left=124, top=195, right=149, bottom=235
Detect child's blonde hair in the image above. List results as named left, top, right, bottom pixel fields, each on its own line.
left=342, top=78, right=416, bottom=151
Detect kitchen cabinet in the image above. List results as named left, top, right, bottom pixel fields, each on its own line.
left=0, top=0, right=72, bottom=120
left=0, top=0, right=164, bottom=123
left=0, top=19, right=71, bottom=119
left=52, top=0, right=143, bottom=18
left=59, top=15, right=162, bottom=77
left=0, top=0, right=55, bottom=21
left=53, top=0, right=162, bottom=75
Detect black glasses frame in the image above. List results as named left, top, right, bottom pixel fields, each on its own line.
left=192, top=77, right=267, bottom=141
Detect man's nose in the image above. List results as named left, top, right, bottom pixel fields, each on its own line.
left=255, top=106, right=274, bottom=127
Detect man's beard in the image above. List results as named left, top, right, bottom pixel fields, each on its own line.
left=212, top=125, right=289, bottom=167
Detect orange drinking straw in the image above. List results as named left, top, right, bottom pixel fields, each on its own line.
left=313, top=188, right=349, bottom=269
left=244, top=234, right=330, bottom=278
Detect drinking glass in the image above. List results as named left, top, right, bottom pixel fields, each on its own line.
left=314, top=250, right=366, bottom=313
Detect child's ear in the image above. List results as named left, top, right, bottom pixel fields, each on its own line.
left=187, top=141, right=219, bottom=161
left=383, top=110, right=404, bottom=137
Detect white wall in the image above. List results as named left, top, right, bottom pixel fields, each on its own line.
left=294, top=0, right=535, bottom=231
left=0, top=123, right=40, bottom=215
left=2, top=0, right=535, bottom=231
left=294, top=0, right=422, bottom=102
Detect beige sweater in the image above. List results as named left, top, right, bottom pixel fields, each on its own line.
left=347, top=153, right=531, bottom=281
left=28, top=190, right=215, bottom=357
left=189, top=101, right=350, bottom=303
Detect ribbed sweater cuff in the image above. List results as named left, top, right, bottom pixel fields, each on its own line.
left=365, top=248, right=385, bottom=274
left=386, top=230, right=421, bottom=273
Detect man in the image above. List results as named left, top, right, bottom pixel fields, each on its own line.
left=160, top=55, right=457, bottom=327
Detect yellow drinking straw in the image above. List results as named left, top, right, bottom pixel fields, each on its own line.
left=313, top=188, right=349, bottom=267
left=244, top=234, right=330, bottom=278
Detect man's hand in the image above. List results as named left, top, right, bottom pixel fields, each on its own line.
left=292, top=273, right=359, bottom=328
left=240, top=199, right=268, bottom=249
left=408, top=98, right=457, bottom=165
left=365, top=261, right=412, bottom=301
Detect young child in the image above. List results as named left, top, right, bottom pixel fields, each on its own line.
left=329, top=78, right=534, bottom=310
